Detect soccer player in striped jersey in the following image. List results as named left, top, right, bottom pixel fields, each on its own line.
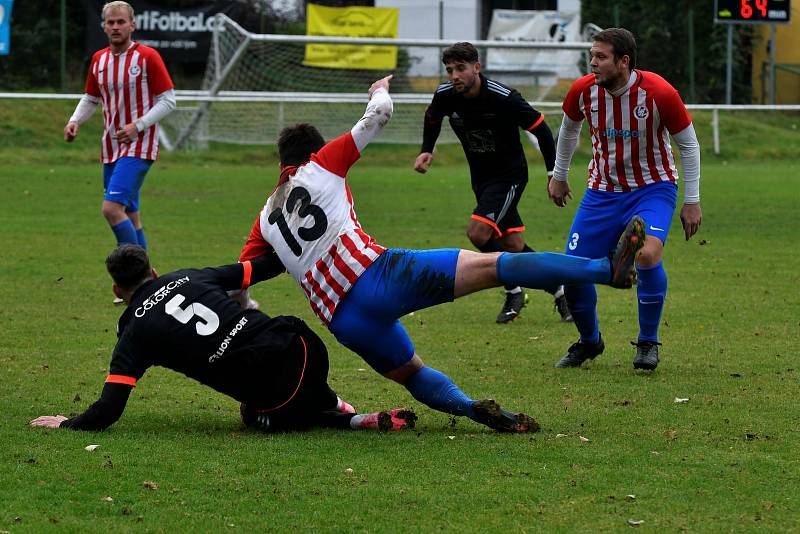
left=414, top=42, right=570, bottom=325
left=63, top=2, right=175, bottom=270
left=238, top=75, right=646, bottom=433
left=549, top=28, right=703, bottom=370
left=30, top=245, right=416, bottom=433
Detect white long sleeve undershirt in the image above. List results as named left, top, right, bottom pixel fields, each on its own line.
left=68, top=89, right=176, bottom=132
left=351, top=88, right=392, bottom=153
left=553, top=113, right=701, bottom=204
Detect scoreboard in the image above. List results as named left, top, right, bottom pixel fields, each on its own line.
left=715, top=0, right=791, bottom=23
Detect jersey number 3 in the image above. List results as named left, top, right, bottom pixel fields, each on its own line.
left=165, top=294, right=220, bottom=336
left=268, top=186, right=328, bottom=257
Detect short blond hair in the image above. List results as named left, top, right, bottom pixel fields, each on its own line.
left=102, top=1, right=134, bottom=21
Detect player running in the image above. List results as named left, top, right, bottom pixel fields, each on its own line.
left=63, top=1, right=175, bottom=279
left=237, top=75, right=645, bottom=433
left=549, top=28, right=702, bottom=370
left=30, top=245, right=416, bottom=433
left=414, top=42, right=570, bottom=324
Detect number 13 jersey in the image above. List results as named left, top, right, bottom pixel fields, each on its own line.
left=241, top=132, right=386, bottom=326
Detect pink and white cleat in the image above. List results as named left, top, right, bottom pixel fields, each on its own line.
left=353, top=408, right=417, bottom=431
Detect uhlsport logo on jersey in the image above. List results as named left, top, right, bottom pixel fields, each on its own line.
left=128, top=64, right=141, bottom=77
left=590, top=126, right=641, bottom=139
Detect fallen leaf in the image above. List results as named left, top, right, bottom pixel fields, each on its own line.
left=579, top=436, right=589, bottom=443
left=344, top=468, right=353, bottom=474
left=625, top=495, right=636, bottom=501
left=143, top=481, right=159, bottom=490
left=674, top=397, right=689, bottom=403
left=666, top=429, right=678, bottom=440
left=446, top=435, right=455, bottom=440
left=627, top=518, right=645, bottom=526
left=85, top=445, right=100, bottom=452
left=73, top=394, right=81, bottom=402
left=555, top=433, right=567, bottom=438
left=101, top=496, right=113, bottom=502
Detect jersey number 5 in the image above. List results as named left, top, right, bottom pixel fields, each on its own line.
left=165, top=294, right=220, bottom=336
left=268, top=186, right=328, bottom=257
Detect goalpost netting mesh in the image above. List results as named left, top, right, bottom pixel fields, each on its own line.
left=162, top=15, right=587, bottom=149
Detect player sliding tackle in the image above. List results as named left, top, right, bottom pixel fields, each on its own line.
left=238, top=75, right=645, bottom=433
left=30, top=245, right=416, bottom=434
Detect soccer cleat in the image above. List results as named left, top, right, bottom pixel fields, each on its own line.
left=496, top=290, right=527, bottom=324
left=240, top=403, right=271, bottom=432
left=472, top=399, right=540, bottom=433
left=354, top=408, right=417, bottom=431
left=609, top=215, right=646, bottom=289
left=335, top=396, right=356, bottom=415
left=113, top=297, right=125, bottom=305
left=552, top=286, right=573, bottom=322
left=632, top=340, right=661, bottom=370
left=554, top=336, right=605, bottom=368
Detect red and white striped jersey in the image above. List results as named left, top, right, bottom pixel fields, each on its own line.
left=563, top=70, right=691, bottom=192
left=239, top=133, right=385, bottom=326
left=85, top=42, right=174, bottom=163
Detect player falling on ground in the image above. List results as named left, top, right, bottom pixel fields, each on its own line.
left=414, top=42, right=570, bottom=324
left=63, top=1, right=175, bottom=286
left=30, top=245, right=416, bottom=433
left=548, top=28, right=702, bottom=370
left=237, top=75, right=645, bottom=433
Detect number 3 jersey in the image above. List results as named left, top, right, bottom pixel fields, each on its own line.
left=240, top=90, right=393, bottom=326
left=107, top=258, right=304, bottom=406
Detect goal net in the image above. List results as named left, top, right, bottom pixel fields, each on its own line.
left=164, top=14, right=590, bottom=149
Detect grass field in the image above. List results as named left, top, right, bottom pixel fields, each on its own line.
left=1, top=103, right=799, bottom=532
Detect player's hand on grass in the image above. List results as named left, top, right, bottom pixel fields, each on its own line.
left=414, top=152, right=433, bottom=173
left=64, top=122, right=79, bottom=142
left=680, top=202, right=702, bottom=240
left=113, top=123, right=139, bottom=144
left=30, top=415, right=68, bottom=428
left=368, top=75, right=393, bottom=98
left=548, top=177, right=572, bottom=207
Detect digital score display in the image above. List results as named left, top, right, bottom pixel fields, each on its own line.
left=715, top=0, right=791, bottom=23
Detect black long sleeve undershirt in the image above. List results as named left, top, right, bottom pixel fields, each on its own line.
left=530, top=121, right=556, bottom=172
left=60, top=382, right=132, bottom=431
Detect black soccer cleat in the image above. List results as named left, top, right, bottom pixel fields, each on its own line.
left=496, top=290, right=527, bottom=324
left=554, top=335, right=605, bottom=368
left=609, top=216, right=646, bottom=289
left=552, top=286, right=573, bottom=322
left=240, top=403, right=271, bottom=432
left=632, top=340, right=661, bottom=370
left=472, top=399, right=540, bottom=433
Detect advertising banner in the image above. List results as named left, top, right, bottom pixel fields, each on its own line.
left=486, top=10, right=582, bottom=80
left=0, top=0, right=13, bottom=56
left=86, top=0, right=246, bottom=62
left=304, top=3, right=399, bottom=70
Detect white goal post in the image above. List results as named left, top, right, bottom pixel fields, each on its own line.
left=167, top=14, right=592, bottom=149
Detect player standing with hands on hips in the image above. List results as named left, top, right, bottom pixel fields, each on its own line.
left=549, top=28, right=702, bottom=370
left=63, top=1, right=175, bottom=282
left=414, top=42, right=571, bottom=325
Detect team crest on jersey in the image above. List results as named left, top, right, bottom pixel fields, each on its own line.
left=634, top=105, right=649, bottom=120
left=128, top=64, right=141, bottom=77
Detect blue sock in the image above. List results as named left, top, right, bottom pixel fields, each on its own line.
left=404, top=367, right=475, bottom=419
left=135, top=227, right=147, bottom=251
left=636, top=262, right=667, bottom=342
left=565, top=284, right=600, bottom=344
left=496, top=252, right=611, bottom=289
left=111, top=219, right=137, bottom=246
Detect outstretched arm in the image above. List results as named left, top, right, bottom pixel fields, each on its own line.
left=351, top=75, right=393, bottom=153
left=31, top=382, right=132, bottom=431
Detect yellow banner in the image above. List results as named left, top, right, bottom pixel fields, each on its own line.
left=304, top=4, right=399, bottom=70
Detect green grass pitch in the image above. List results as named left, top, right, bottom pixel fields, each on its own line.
left=1, top=104, right=799, bottom=531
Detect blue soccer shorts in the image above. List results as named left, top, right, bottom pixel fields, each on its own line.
left=328, top=248, right=460, bottom=374
left=103, top=157, right=154, bottom=213
left=565, top=182, right=678, bottom=259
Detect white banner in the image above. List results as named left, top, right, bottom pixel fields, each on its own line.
left=486, top=10, right=581, bottom=80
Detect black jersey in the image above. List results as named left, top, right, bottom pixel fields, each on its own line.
left=60, top=255, right=321, bottom=431
left=421, top=74, right=550, bottom=185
